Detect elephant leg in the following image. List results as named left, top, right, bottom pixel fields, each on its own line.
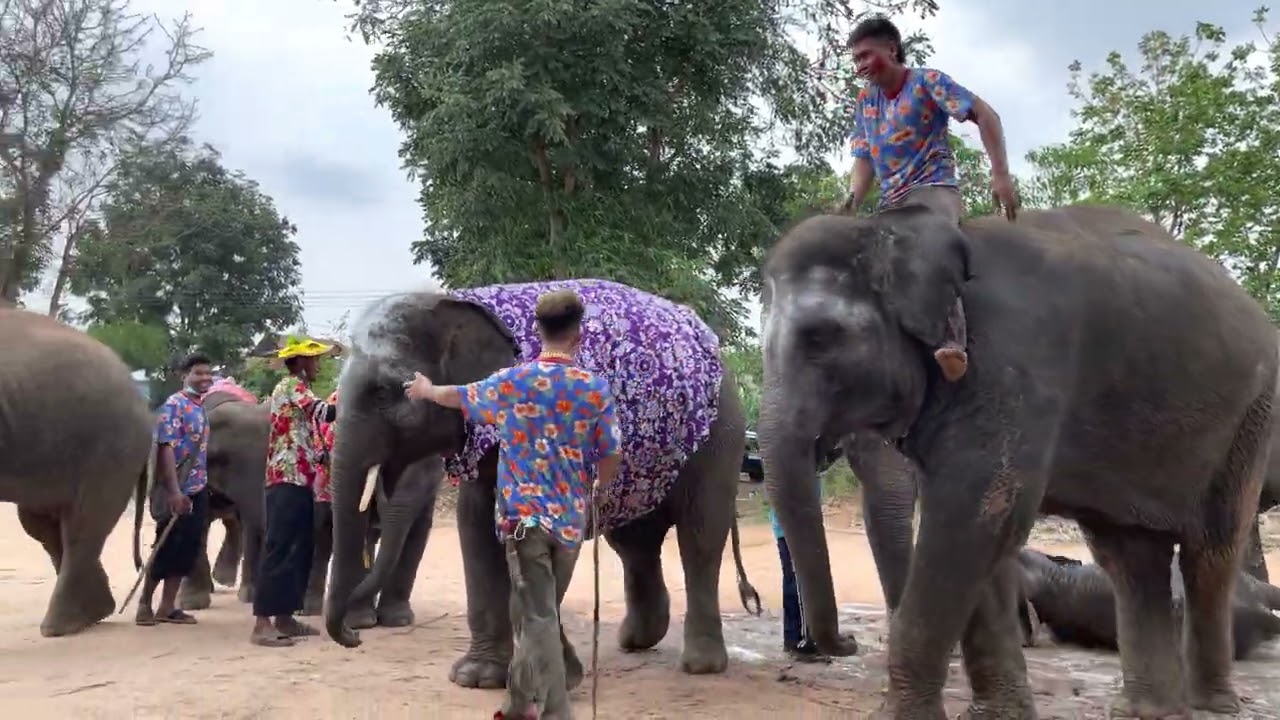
left=39, top=501, right=118, bottom=637
left=606, top=510, right=672, bottom=652
left=846, top=435, right=917, bottom=614
left=302, top=502, right=333, bottom=617
left=450, top=454, right=514, bottom=690
left=178, top=515, right=214, bottom=611
left=957, top=556, right=1036, bottom=718
left=1242, top=516, right=1268, bottom=583
left=346, top=517, right=382, bottom=629
left=18, top=506, right=63, bottom=573
left=238, top=521, right=262, bottom=604
left=1081, top=522, right=1184, bottom=718
left=212, top=514, right=242, bottom=587
left=377, top=505, right=434, bottom=627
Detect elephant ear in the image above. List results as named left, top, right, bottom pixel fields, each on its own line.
left=429, top=298, right=521, bottom=383
left=871, top=205, right=972, bottom=350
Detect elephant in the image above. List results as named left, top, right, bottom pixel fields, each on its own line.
left=1014, top=548, right=1280, bottom=660
left=166, top=390, right=392, bottom=626
left=324, top=278, right=759, bottom=691
left=0, top=309, right=152, bottom=637
left=759, top=204, right=1278, bottom=718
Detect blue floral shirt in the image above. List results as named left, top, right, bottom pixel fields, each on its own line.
left=459, top=357, right=622, bottom=549
left=155, top=391, right=209, bottom=496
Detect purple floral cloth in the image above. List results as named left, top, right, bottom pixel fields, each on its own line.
left=446, top=279, right=723, bottom=534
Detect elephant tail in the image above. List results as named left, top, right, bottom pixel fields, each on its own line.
left=132, top=456, right=149, bottom=571
left=732, top=511, right=762, bottom=616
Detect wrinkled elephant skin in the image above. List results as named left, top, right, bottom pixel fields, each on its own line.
left=761, top=205, right=1278, bottom=718
left=324, top=280, right=756, bottom=691
left=0, top=310, right=153, bottom=637
left=1017, top=548, right=1280, bottom=660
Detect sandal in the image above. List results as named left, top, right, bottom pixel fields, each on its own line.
left=155, top=609, right=197, bottom=625
left=250, top=631, right=296, bottom=648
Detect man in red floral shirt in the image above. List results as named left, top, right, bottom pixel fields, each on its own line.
left=251, top=337, right=337, bottom=647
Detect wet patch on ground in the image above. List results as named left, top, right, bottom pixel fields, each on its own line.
left=717, top=603, right=1280, bottom=719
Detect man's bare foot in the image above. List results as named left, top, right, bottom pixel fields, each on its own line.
left=250, top=628, right=296, bottom=648
left=135, top=605, right=157, bottom=627
left=934, top=346, right=968, bottom=382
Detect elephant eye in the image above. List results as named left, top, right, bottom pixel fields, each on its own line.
left=797, top=318, right=845, bottom=352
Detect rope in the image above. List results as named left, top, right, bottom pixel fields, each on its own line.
left=590, top=483, right=602, bottom=720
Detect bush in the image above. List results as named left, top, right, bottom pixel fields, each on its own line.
left=821, top=457, right=860, bottom=497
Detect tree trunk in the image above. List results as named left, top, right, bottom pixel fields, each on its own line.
left=46, top=231, right=77, bottom=317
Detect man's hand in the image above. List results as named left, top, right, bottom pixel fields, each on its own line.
left=991, top=171, right=1019, bottom=221
left=403, top=372, right=434, bottom=401
left=167, top=490, right=192, bottom=516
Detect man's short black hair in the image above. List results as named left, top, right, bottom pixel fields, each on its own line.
left=849, top=15, right=907, bottom=64
left=178, top=352, right=211, bottom=374
left=535, top=290, right=586, bottom=341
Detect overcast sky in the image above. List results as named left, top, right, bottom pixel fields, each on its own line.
left=31, top=0, right=1274, bottom=336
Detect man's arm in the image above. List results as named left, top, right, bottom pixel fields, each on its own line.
left=846, top=95, right=874, bottom=211
left=592, top=387, right=623, bottom=489
left=154, top=401, right=183, bottom=497
left=920, top=70, right=1012, bottom=178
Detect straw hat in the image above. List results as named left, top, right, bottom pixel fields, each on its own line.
left=276, top=336, right=336, bottom=359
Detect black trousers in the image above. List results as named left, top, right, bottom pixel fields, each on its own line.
left=253, top=483, right=315, bottom=618
left=150, top=488, right=210, bottom=581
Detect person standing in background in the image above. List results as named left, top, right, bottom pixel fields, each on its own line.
left=251, top=337, right=337, bottom=647
left=768, top=471, right=828, bottom=663
left=136, top=353, right=214, bottom=627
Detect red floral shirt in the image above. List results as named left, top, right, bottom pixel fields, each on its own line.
left=265, top=377, right=331, bottom=490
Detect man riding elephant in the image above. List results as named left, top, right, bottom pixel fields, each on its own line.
left=324, top=279, right=758, bottom=691
left=842, top=15, right=1018, bottom=382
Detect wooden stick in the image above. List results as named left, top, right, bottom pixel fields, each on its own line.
left=116, top=514, right=178, bottom=614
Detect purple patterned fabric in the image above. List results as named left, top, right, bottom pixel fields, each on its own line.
left=445, top=279, right=723, bottom=533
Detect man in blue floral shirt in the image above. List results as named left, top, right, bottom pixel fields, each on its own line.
left=136, top=352, right=213, bottom=627
left=407, top=289, right=622, bottom=720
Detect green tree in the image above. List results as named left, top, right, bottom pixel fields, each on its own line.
left=1027, top=8, right=1280, bottom=317
left=0, top=0, right=208, bottom=308
left=723, top=342, right=764, bottom=428
left=351, top=0, right=941, bottom=348
left=70, top=139, right=304, bottom=370
left=86, top=320, right=170, bottom=371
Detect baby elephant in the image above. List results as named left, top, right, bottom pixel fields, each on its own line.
left=1016, top=548, right=1280, bottom=660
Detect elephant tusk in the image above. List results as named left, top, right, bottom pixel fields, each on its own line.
left=359, top=465, right=380, bottom=513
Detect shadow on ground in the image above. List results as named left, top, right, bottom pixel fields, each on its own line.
left=706, top=603, right=1280, bottom=719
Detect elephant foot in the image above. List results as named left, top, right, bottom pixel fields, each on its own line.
left=212, top=562, right=238, bottom=588
left=1108, top=696, right=1191, bottom=719
left=346, top=604, right=379, bottom=630
left=375, top=599, right=415, bottom=627
left=618, top=600, right=670, bottom=651
left=1189, top=687, right=1240, bottom=715
left=564, top=637, right=584, bottom=690
left=962, top=695, right=1037, bottom=720
left=300, top=592, right=324, bottom=617
left=236, top=583, right=254, bottom=604
left=449, top=651, right=510, bottom=689
left=178, top=588, right=212, bottom=611
left=873, top=698, right=947, bottom=720
left=679, top=633, right=729, bottom=675
left=40, top=588, right=113, bottom=638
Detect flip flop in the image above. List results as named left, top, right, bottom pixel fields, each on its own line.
left=156, top=609, right=197, bottom=625
left=250, top=631, right=296, bottom=648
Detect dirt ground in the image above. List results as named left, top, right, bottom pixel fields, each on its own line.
left=2, top=485, right=1280, bottom=719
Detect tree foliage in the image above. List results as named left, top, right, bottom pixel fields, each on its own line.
left=87, top=319, right=169, bottom=371
left=1028, top=7, right=1280, bottom=317
left=352, top=0, right=940, bottom=348
left=0, top=0, right=209, bottom=308
left=70, top=139, right=304, bottom=370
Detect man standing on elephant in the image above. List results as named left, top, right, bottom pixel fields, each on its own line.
left=137, top=352, right=214, bottom=627
left=250, top=337, right=337, bottom=647
left=405, top=289, right=623, bottom=720
left=843, top=15, right=1018, bottom=382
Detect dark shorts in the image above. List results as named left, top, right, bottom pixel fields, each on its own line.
left=253, top=483, right=315, bottom=618
left=150, top=488, right=210, bottom=581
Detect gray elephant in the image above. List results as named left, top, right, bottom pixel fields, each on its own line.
left=1, top=309, right=152, bottom=637
left=760, top=205, right=1278, bottom=718
left=167, top=390, right=388, bottom=626
left=1015, top=549, right=1280, bottom=660
left=324, top=278, right=759, bottom=691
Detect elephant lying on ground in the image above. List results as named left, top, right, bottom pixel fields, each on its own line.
left=0, top=310, right=152, bottom=637
left=1015, top=549, right=1280, bottom=660
left=325, top=278, right=759, bottom=690
left=761, top=204, right=1278, bottom=718
left=166, top=391, right=402, bottom=627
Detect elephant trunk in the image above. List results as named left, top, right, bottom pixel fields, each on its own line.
left=348, top=457, right=441, bottom=608
left=759, top=382, right=846, bottom=654
left=325, top=412, right=386, bottom=648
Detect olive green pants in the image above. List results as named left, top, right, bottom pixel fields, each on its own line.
left=501, top=526, right=580, bottom=719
